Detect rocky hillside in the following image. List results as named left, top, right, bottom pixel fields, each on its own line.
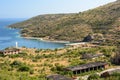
left=9, top=1, right=120, bottom=44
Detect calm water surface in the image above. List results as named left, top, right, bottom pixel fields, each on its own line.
left=0, top=19, right=65, bottom=50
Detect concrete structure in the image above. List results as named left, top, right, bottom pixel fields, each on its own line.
left=65, top=62, right=108, bottom=74
left=101, top=68, right=120, bottom=78
left=0, top=48, right=21, bottom=55
left=46, top=74, right=73, bottom=80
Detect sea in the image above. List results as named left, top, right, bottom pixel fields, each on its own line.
left=0, top=18, right=65, bottom=50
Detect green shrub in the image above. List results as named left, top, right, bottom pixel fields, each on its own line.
left=29, top=69, right=34, bottom=74
left=88, top=74, right=100, bottom=80
left=10, top=60, right=23, bottom=67
left=8, top=52, right=27, bottom=58
left=32, top=59, right=38, bottom=62
left=111, top=72, right=120, bottom=77
left=18, top=66, right=30, bottom=72
left=0, top=53, right=5, bottom=57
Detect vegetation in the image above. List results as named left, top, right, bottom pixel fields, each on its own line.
left=0, top=45, right=116, bottom=80
left=88, top=74, right=100, bottom=80
left=18, top=66, right=30, bottom=72
left=111, top=46, right=120, bottom=65
left=3, top=0, right=120, bottom=80
left=87, top=72, right=120, bottom=80
left=9, top=1, right=120, bottom=45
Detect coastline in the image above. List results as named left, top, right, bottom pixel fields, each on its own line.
left=8, top=27, right=70, bottom=44
left=23, top=37, right=70, bottom=44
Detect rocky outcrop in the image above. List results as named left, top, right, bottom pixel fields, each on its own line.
left=111, top=46, right=120, bottom=65
left=82, top=34, right=94, bottom=42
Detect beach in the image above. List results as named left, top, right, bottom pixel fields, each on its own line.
left=23, top=37, right=70, bottom=43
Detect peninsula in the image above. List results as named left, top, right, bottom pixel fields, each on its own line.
left=9, top=1, right=120, bottom=46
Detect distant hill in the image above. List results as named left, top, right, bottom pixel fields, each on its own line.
left=9, top=1, right=120, bottom=45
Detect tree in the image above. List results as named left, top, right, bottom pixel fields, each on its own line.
left=111, top=46, right=120, bottom=65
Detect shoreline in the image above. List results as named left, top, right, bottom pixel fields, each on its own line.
left=23, top=37, right=70, bottom=44
left=8, top=27, right=70, bottom=44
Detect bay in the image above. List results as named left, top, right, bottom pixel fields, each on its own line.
left=0, top=18, right=65, bottom=50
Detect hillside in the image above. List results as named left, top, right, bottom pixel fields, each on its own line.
left=9, top=1, right=120, bottom=44
left=0, top=46, right=117, bottom=80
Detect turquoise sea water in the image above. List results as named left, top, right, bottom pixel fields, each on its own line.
left=0, top=19, right=65, bottom=50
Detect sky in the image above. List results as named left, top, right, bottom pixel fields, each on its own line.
left=0, top=0, right=116, bottom=18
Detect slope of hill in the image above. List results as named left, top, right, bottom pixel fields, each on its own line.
left=9, top=1, right=120, bottom=44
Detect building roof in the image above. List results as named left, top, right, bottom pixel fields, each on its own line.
left=65, top=62, right=107, bottom=71
left=101, top=68, right=120, bottom=77
left=0, top=48, right=20, bottom=54
left=46, top=74, right=73, bottom=80
left=2, top=48, right=19, bottom=52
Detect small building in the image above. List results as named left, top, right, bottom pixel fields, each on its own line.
left=81, top=53, right=104, bottom=59
left=64, top=62, right=108, bottom=74
left=101, top=68, right=120, bottom=78
left=0, top=48, right=21, bottom=55
left=46, top=74, right=73, bottom=80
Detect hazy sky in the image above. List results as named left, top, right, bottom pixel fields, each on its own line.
left=0, top=0, right=116, bottom=18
